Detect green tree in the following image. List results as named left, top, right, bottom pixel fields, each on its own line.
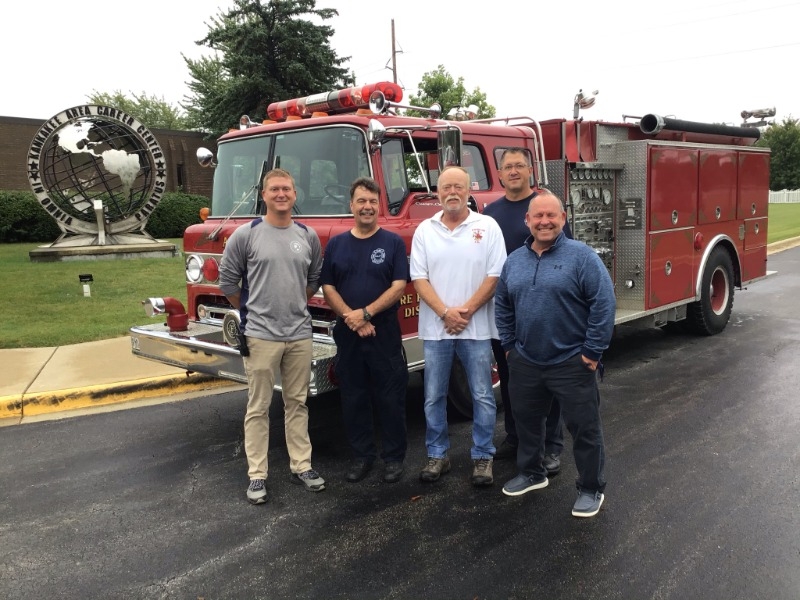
left=407, top=65, right=495, bottom=119
left=756, top=117, right=800, bottom=190
left=86, top=91, right=188, bottom=130
left=183, top=0, right=350, bottom=136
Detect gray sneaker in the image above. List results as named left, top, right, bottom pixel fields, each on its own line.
left=471, top=458, right=494, bottom=486
left=502, top=473, right=549, bottom=497
left=246, top=479, right=267, bottom=504
left=572, top=491, right=604, bottom=518
left=291, top=469, right=326, bottom=492
left=543, top=453, right=561, bottom=475
left=419, top=457, right=451, bottom=482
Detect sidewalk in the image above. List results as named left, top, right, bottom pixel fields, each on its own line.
left=0, top=336, right=243, bottom=425
left=2, top=237, right=798, bottom=426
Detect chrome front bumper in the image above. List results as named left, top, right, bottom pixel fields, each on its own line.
left=129, top=321, right=339, bottom=396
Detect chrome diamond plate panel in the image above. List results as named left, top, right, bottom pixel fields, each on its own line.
left=597, top=126, right=648, bottom=312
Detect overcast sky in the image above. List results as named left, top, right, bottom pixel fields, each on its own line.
left=4, top=0, right=799, bottom=127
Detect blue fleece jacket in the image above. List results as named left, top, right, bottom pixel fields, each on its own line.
left=495, top=231, right=616, bottom=365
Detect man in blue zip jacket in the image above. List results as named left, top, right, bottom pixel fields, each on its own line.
left=495, top=191, right=615, bottom=518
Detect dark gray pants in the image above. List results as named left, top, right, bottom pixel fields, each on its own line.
left=508, top=350, right=606, bottom=493
left=492, top=339, right=564, bottom=454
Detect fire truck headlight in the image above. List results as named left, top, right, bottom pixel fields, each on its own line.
left=186, top=255, right=204, bottom=283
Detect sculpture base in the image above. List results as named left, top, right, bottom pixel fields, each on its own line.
left=29, top=241, right=178, bottom=263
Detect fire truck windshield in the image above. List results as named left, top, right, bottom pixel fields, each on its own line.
left=211, top=126, right=371, bottom=217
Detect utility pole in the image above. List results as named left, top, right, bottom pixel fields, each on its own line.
left=391, top=19, right=398, bottom=83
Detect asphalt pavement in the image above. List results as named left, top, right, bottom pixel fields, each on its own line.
left=2, top=244, right=799, bottom=599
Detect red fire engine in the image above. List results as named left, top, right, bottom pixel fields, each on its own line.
left=129, top=82, right=770, bottom=417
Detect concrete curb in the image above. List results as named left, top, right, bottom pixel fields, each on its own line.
left=767, top=236, right=800, bottom=255
left=0, top=374, right=243, bottom=425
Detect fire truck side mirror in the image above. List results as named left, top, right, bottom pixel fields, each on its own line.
left=368, top=119, right=387, bottom=145
left=437, top=128, right=463, bottom=170
left=197, top=147, right=216, bottom=168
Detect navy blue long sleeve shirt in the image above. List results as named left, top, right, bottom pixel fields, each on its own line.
left=495, top=232, right=616, bottom=365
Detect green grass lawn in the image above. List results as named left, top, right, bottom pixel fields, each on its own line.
left=1, top=239, right=186, bottom=349
left=768, top=203, right=800, bottom=243
left=3, top=205, right=800, bottom=349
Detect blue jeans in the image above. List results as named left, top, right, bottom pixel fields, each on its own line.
left=423, top=339, right=496, bottom=459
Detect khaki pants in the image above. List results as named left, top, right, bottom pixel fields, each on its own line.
left=242, top=337, right=313, bottom=480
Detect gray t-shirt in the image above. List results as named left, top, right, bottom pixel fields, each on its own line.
left=219, top=218, right=322, bottom=342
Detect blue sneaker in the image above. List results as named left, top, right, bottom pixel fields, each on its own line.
left=572, top=491, right=604, bottom=517
left=502, top=474, right=549, bottom=497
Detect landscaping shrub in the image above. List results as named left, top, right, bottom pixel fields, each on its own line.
left=145, top=192, right=210, bottom=239
left=0, top=190, right=209, bottom=243
left=0, top=191, right=62, bottom=243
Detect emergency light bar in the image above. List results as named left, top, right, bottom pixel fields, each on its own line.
left=267, top=82, right=403, bottom=121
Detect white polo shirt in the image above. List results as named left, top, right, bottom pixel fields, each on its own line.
left=410, top=209, right=506, bottom=340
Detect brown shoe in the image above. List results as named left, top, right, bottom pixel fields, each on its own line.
left=419, top=457, right=451, bottom=482
left=471, top=458, right=494, bottom=486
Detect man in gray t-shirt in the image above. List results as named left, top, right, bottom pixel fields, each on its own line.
left=219, top=168, right=325, bottom=505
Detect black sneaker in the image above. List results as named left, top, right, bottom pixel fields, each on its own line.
left=291, top=469, right=326, bottom=492
left=494, top=439, right=518, bottom=461
left=345, top=459, right=372, bottom=483
left=383, top=461, right=405, bottom=483
left=246, top=479, right=267, bottom=504
left=543, top=453, right=561, bottom=475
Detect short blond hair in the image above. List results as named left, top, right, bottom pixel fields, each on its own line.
left=262, top=168, right=295, bottom=188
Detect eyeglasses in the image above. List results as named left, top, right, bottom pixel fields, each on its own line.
left=501, top=163, right=531, bottom=172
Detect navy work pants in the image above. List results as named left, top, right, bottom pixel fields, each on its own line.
left=332, top=316, right=408, bottom=463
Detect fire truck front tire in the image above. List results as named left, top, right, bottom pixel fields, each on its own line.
left=687, top=246, right=735, bottom=336
left=443, top=356, right=501, bottom=420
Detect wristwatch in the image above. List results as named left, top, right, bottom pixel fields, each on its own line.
left=362, top=308, right=372, bottom=321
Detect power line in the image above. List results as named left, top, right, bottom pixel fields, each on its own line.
left=643, top=1, right=800, bottom=30
left=623, top=40, right=800, bottom=68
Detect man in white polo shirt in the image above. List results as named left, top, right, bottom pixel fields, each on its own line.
left=410, top=166, right=506, bottom=486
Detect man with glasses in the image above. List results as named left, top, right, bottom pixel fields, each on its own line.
left=410, top=166, right=506, bottom=486
left=484, top=148, right=572, bottom=473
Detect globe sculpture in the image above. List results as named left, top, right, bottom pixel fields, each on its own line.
left=27, top=105, right=168, bottom=248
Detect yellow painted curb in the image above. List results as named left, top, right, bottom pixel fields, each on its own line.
left=767, top=236, right=800, bottom=255
left=0, top=374, right=240, bottom=421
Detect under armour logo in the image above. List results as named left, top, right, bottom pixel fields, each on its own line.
left=553, top=265, right=563, bottom=270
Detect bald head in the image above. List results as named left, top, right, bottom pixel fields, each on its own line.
left=525, top=192, right=567, bottom=252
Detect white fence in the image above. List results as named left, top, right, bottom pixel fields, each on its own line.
left=769, top=189, right=800, bottom=203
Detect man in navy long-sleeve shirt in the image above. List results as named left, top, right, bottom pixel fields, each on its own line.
left=495, top=191, right=615, bottom=518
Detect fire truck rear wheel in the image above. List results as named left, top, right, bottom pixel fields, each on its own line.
left=686, top=246, right=735, bottom=336
left=445, top=356, right=502, bottom=420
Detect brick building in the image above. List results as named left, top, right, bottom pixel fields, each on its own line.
left=0, top=115, right=215, bottom=197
